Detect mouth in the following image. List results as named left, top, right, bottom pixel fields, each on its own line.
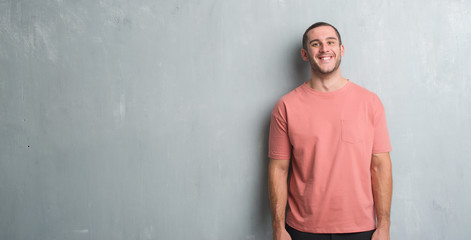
left=317, top=55, right=333, bottom=62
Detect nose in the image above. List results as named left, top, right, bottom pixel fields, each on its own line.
left=319, top=43, right=329, bottom=53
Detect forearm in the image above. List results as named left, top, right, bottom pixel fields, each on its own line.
left=268, top=159, right=289, bottom=231
left=371, top=153, right=393, bottom=229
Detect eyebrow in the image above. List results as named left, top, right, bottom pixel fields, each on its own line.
left=309, top=37, right=338, bottom=44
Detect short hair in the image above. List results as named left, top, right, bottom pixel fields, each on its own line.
left=302, top=22, right=342, bottom=50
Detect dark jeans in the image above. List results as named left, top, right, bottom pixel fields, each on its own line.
left=286, top=224, right=375, bottom=240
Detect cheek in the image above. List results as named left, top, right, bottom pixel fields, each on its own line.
left=306, top=50, right=316, bottom=60
left=309, top=50, right=319, bottom=60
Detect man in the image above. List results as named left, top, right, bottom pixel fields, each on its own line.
left=268, top=22, right=392, bottom=240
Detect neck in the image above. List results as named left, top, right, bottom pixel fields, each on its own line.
left=306, top=70, right=347, bottom=92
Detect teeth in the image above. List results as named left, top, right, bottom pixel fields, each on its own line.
left=321, top=57, right=330, bottom=60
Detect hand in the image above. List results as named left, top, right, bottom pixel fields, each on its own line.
left=371, top=227, right=390, bottom=240
left=273, top=229, right=292, bottom=240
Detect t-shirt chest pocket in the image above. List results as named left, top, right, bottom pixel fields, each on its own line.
left=341, top=119, right=363, bottom=143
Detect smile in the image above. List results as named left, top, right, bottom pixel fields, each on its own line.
left=318, top=56, right=333, bottom=61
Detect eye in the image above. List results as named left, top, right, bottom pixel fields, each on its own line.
left=328, top=41, right=335, bottom=45
left=312, top=42, right=320, bottom=47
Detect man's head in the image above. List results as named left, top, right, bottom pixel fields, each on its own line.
left=302, top=22, right=342, bottom=51
left=301, top=22, right=344, bottom=75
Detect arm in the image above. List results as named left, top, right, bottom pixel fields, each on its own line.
left=268, top=158, right=292, bottom=240
left=371, top=152, right=393, bottom=240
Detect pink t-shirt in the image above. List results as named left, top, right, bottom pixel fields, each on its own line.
left=269, top=80, right=391, bottom=233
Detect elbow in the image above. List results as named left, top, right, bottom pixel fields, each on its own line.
left=269, top=159, right=290, bottom=177
left=370, top=153, right=392, bottom=173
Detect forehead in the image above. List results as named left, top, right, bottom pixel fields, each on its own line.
left=306, top=26, right=338, bottom=41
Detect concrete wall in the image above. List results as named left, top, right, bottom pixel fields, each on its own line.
left=1, top=0, right=470, bottom=239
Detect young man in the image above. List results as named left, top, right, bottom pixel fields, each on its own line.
left=268, top=22, right=392, bottom=240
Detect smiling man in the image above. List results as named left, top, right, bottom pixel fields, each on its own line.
left=268, top=22, right=393, bottom=240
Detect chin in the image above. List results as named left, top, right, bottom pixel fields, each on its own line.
left=315, top=67, right=335, bottom=75
left=320, top=68, right=334, bottom=74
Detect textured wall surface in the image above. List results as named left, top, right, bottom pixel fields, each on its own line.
left=1, top=0, right=470, bottom=239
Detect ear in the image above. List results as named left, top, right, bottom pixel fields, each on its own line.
left=300, top=48, right=310, bottom=61
left=340, top=44, right=345, bottom=57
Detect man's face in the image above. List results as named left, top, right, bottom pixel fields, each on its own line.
left=301, top=26, right=344, bottom=75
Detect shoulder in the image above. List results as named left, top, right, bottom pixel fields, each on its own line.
left=350, top=82, right=377, bottom=97
left=273, top=84, right=304, bottom=106
left=349, top=81, right=383, bottom=103
left=271, top=84, right=305, bottom=117
left=349, top=82, right=387, bottom=115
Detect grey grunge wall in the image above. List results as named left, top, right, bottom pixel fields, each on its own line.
left=1, top=0, right=470, bottom=239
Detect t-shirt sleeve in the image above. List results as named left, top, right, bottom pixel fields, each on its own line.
left=268, top=99, right=291, bottom=160
left=372, top=94, right=392, bottom=154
